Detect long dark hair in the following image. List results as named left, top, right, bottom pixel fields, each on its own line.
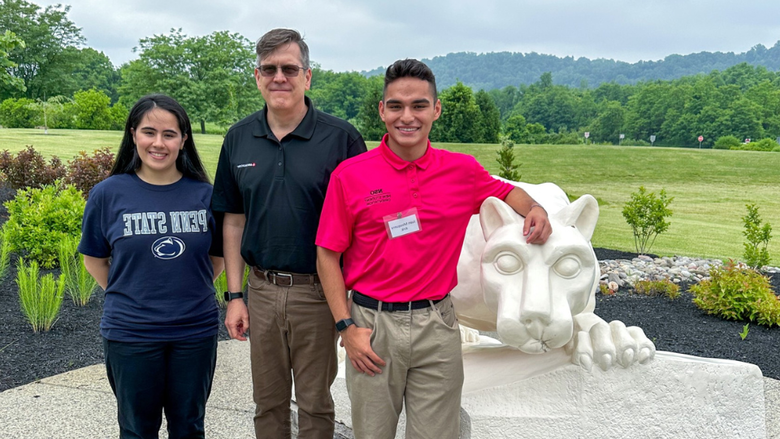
left=111, top=94, right=210, bottom=183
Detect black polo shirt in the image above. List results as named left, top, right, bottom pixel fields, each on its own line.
left=212, top=97, right=367, bottom=273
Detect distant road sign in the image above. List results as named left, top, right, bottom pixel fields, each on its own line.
left=650, top=135, right=656, bottom=142
left=584, top=132, right=590, bottom=138
left=619, top=134, right=625, bottom=139
left=697, top=135, right=704, bottom=142
left=745, top=138, right=751, bottom=143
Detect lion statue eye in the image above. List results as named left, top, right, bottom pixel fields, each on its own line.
left=553, top=256, right=581, bottom=278
left=494, top=252, right=523, bottom=275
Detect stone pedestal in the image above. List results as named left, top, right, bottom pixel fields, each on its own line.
left=330, top=351, right=766, bottom=439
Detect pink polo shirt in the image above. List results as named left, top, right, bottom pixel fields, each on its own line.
left=316, top=135, right=514, bottom=302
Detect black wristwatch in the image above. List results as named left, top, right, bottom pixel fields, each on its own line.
left=335, top=318, right=355, bottom=332
left=223, top=291, right=244, bottom=302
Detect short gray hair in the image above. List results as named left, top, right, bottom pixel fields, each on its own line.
left=255, top=28, right=310, bottom=69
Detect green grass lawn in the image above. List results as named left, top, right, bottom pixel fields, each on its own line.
left=2, top=129, right=779, bottom=265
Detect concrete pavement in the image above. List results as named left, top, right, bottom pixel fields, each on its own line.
left=1, top=340, right=777, bottom=438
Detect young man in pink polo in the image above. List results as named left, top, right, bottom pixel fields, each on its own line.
left=316, top=58, right=551, bottom=438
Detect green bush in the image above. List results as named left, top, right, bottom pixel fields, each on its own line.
left=496, top=136, right=520, bottom=181
left=742, top=204, right=772, bottom=269
left=713, top=135, right=741, bottom=150
left=3, top=182, right=86, bottom=269
left=0, top=98, right=41, bottom=128
left=621, top=186, right=673, bottom=254
left=691, top=261, right=780, bottom=327
left=0, top=145, right=66, bottom=190
left=633, top=279, right=681, bottom=299
left=72, top=89, right=114, bottom=130
left=58, top=235, right=98, bottom=306
left=16, top=258, right=65, bottom=332
left=738, top=138, right=779, bottom=152
left=0, top=228, right=11, bottom=279
left=64, top=148, right=115, bottom=198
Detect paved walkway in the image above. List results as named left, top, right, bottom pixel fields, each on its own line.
left=0, top=340, right=777, bottom=438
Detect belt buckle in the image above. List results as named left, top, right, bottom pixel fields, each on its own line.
left=275, top=272, right=294, bottom=287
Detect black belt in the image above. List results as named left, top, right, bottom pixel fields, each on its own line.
left=253, top=267, right=320, bottom=287
left=352, top=290, right=446, bottom=312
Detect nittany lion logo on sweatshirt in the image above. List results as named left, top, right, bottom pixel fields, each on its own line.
left=151, top=236, right=186, bottom=260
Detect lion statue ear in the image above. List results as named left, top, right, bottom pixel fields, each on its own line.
left=554, top=194, right=599, bottom=241
left=479, top=196, right=521, bottom=240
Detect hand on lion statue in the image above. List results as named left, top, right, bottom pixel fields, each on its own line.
left=452, top=180, right=655, bottom=372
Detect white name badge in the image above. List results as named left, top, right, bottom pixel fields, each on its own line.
left=383, top=208, right=422, bottom=239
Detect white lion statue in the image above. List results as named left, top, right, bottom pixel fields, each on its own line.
left=452, top=180, right=655, bottom=372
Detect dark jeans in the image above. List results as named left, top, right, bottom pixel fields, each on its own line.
left=103, top=335, right=218, bottom=439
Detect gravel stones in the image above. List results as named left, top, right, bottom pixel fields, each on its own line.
left=599, top=255, right=780, bottom=292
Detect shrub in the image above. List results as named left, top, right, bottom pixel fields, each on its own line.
left=0, top=228, right=11, bottom=279
left=738, top=138, right=779, bottom=152
left=621, top=186, right=673, bottom=254
left=16, top=258, right=66, bottom=332
left=713, top=135, right=741, bottom=150
left=633, top=279, right=680, bottom=299
left=742, top=204, right=772, bottom=269
left=3, top=182, right=86, bottom=269
left=0, top=145, right=66, bottom=190
left=108, top=104, right=129, bottom=131
left=64, top=148, right=115, bottom=198
left=0, top=98, right=41, bottom=128
left=598, top=283, right=614, bottom=295
left=690, top=261, right=780, bottom=327
left=72, top=89, right=113, bottom=130
left=496, top=136, right=521, bottom=181
left=58, top=235, right=98, bottom=306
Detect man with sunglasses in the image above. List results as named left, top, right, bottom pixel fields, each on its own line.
left=211, top=28, right=366, bottom=439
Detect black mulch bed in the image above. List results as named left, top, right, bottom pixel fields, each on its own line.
left=0, top=248, right=778, bottom=393
left=593, top=248, right=780, bottom=380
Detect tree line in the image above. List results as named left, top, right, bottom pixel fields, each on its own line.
left=3, top=0, right=780, bottom=149
left=364, top=44, right=780, bottom=92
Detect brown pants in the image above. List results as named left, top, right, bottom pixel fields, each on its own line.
left=347, top=296, right=464, bottom=439
left=247, top=271, right=338, bottom=439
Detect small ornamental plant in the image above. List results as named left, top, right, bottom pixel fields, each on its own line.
left=58, top=235, right=98, bottom=306
left=690, top=260, right=780, bottom=327
left=17, top=258, right=66, bottom=332
left=496, top=136, right=521, bottom=181
left=633, top=279, right=681, bottom=300
left=742, top=204, right=772, bottom=269
left=621, top=186, right=673, bottom=255
left=0, top=228, right=11, bottom=280
left=64, top=148, right=114, bottom=199
left=2, top=182, right=85, bottom=268
left=0, top=145, right=66, bottom=190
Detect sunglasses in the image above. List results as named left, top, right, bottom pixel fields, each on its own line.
left=257, top=64, right=307, bottom=78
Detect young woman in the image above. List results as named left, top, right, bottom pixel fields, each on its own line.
left=79, top=94, right=224, bottom=439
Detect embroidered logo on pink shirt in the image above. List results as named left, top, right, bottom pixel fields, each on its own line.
left=365, top=189, right=391, bottom=206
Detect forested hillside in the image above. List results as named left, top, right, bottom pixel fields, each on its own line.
left=4, top=0, right=780, bottom=150
left=364, top=43, right=780, bottom=91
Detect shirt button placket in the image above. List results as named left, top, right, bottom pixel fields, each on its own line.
left=275, top=141, right=285, bottom=178
left=407, top=165, right=420, bottom=206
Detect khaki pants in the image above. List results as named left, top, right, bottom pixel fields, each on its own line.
left=347, top=296, right=464, bottom=439
left=247, top=271, right=338, bottom=439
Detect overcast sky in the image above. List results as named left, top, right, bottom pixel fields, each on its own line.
left=36, top=0, right=780, bottom=72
